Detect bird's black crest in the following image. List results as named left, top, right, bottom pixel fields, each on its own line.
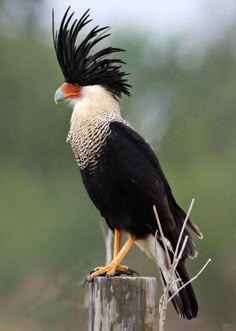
left=52, top=7, right=131, bottom=98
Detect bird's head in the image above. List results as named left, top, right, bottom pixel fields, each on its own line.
left=52, top=7, right=131, bottom=106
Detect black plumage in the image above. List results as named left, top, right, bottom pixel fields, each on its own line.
left=52, top=7, right=131, bottom=97
left=82, top=122, right=195, bottom=251
left=53, top=7, right=202, bottom=320
left=81, top=121, right=198, bottom=319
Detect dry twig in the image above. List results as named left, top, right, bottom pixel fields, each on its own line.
left=99, top=223, right=113, bottom=265
left=168, top=258, right=211, bottom=303
left=153, top=199, right=211, bottom=331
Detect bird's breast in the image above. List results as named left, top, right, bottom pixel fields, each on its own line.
left=67, top=111, right=123, bottom=170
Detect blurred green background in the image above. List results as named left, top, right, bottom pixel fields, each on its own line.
left=0, top=0, right=236, bottom=330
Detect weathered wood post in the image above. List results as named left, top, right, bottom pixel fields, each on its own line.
left=89, top=277, right=158, bottom=331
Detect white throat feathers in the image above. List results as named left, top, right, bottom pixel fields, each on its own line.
left=66, top=85, right=127, bottom=170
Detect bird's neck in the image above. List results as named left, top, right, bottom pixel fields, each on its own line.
left=70, top=85, right=122, bottom=128
left=67, top=85, right=124, bottom=170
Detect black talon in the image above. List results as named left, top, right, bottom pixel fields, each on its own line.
left=81, top=276, right=90, bottom=288
left=112, top=268, right=139, bottom=277
left=126, top=267, right=140, bottom=276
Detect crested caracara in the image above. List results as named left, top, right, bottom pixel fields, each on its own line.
left=52, top=7, right=203, bottom=319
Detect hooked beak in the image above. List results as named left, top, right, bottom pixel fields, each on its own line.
left=54, top=87, right=65, bottom=104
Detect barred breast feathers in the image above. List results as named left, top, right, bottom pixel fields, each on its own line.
left=66, top=85, right=128, bottom=170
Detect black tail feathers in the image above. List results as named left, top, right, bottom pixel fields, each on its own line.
left=172, top=261, right=198, bottom=319
left=160, top=260, right=198, bottom=319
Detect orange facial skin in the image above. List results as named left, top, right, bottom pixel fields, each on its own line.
left=60, top=82, right=81, bottom=99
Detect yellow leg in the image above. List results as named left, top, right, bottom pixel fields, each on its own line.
left=113, top=229, right=121, bottom=258
left=87, top=235, right=135, bottom=281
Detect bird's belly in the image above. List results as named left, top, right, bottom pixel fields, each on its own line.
left=80, top=151, right=152, bottom=238
left=80, top=153, right=124, bottom=219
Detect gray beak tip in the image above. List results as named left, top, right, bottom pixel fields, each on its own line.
left=54, top=87, right=65, bottom=104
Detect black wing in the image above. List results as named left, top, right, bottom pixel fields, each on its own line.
left=109, top=121, right=197, bottom=257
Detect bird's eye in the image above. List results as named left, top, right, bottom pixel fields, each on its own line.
left=74, top=83, right=79, bottom=88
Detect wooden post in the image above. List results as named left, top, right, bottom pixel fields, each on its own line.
left=89, top=276, right=158, bottom=331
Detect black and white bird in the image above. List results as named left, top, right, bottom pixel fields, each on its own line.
left=53, top=7, right=203, bottom=319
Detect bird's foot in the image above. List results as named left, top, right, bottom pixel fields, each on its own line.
left=111, top=267, right=139, bottom=277
left=86, top=262, right=139, bottom=283
left=87, top=263, right=128, bottom=282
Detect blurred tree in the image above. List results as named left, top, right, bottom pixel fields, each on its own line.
left=0, top=0, right=43, bottom=34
